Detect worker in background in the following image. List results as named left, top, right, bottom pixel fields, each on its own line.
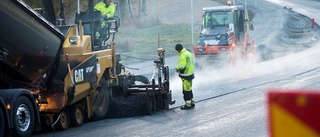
left=94, top=0, right=116, bottom=40
left=175, top=44, right=195, bottom=110
left=204, top=13, right=218, bottom=28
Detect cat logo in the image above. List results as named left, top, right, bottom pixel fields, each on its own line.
left=74, top=68, right=84, bottom=83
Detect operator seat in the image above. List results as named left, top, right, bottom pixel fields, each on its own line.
left=74, top=10, right=101, bottom=50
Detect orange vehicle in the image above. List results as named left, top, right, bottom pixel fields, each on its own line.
left=193, top=3, right=254, bottom=67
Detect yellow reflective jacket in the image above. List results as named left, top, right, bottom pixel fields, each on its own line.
left=94, top=2, right=115, bottom=18
left=176, top=48, right=195, bottom=79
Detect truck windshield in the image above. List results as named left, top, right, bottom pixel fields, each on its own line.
left=203, top=11, right=234, bottom=28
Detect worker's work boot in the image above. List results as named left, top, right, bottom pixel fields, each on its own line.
left=180, top=105, right=193, bottom=110
left=180, top=100, right=193, bottom=110
left=191, top=100, right=195, bottom=108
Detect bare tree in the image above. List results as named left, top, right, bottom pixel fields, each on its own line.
left=127, top=0, right=133, bottom=19
left=138, top=0, right=146, bottom=18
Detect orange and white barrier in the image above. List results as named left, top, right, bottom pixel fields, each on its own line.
left=267, top=90, right=320, bottom=137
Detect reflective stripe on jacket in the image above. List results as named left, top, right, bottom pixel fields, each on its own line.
left=176, top=48, right=194, bottom=77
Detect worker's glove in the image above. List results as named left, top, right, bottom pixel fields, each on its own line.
left=101, top=14, right=108, bottom=21
left=101, top=14, right=106, bottom=18
left=175, top=68, right=179, bottom=73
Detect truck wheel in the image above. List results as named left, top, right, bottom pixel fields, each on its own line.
left=229, top=48, right=235, bottom=65
left=70, top=104, right=84, bottom=127
left=0, top=108, right=5, bottom=137
left=12, top=96, right=34, bottom=137
left=54, top=109, right=70, bottom=130
left=93, top=87, right=111, bottom=120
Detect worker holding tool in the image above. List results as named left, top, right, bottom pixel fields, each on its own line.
left=175, top=44, right=195, bottom=110
left=94, top=0, right=116, bottom=40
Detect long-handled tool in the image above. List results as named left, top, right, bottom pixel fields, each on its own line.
left=65, top=53, right=74, bottom=84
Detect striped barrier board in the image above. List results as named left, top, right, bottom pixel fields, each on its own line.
left=267, top=90, right=320, bottom=137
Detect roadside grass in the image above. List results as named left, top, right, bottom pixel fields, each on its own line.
left=115, top=23, right=199, bottom=64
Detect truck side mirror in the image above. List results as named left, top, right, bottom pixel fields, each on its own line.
left=228, top=23, right=234, bottom=33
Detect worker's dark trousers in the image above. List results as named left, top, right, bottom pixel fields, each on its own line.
left=95, top=20, right=108, bottom=42
left=182, top=79, right=193, bottom=101
left=183, top=90, right=193, bottom=101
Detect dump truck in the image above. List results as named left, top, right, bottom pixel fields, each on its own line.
left=0, top=0, right=174, bottom=137
left=193, top=2, right=255, bottom=67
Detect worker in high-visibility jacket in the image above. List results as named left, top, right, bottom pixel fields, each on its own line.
left=94, top=0, right=116, bottom=40
left=175, top=44, right=195, bottom=110
left=203, top=13, right=218, bottom=28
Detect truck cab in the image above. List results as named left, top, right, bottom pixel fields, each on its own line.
left=193, top=5, right=254, bottom=66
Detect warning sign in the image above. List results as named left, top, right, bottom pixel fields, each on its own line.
left=267, top=90, right=320, bottom=137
